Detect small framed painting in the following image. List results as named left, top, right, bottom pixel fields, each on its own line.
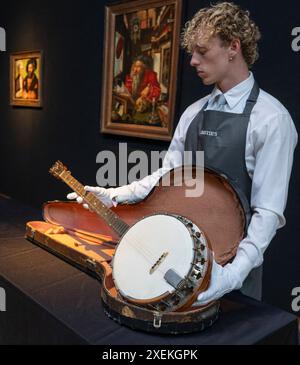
left=10, top=50, right=43, bottom=107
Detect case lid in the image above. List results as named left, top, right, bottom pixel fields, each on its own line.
left=42, top=167, right=247, bottom=266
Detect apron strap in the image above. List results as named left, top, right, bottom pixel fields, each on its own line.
left=243, top=81, right=260, bottom=115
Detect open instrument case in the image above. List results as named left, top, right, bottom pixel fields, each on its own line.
left=25, top=169, right=248, bottom=334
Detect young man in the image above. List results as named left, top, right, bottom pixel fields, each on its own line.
left=68, top=2, right=297, bottom=304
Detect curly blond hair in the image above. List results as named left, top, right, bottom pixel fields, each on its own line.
left=181, top=2, right=261, bottom=67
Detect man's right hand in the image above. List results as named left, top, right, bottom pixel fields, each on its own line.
left=140, top=84, right=150, bottom=98
left=67, top=186, right=117, bottom=209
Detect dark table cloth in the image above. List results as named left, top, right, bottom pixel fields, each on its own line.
left=0, top=196, right=298, bottom=345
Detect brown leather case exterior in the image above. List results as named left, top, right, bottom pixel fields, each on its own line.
left=25, top=217, right=219, bottom=334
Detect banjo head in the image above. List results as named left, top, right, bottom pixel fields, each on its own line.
left=112, top=213, right=210, bottom=311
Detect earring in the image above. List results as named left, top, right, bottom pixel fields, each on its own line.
left=229, top=57, right=233, bottom=61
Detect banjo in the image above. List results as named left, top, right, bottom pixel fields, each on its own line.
left=50, top=161, right=212, bottom=312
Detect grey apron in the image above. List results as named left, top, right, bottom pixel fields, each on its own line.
left=184, top=81, right=263, bottom=300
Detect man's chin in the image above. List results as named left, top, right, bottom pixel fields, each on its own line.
left=201, top=77, right=215, bottom=86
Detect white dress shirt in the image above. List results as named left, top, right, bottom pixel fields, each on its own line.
left=113, top=71, right=298, bottom=281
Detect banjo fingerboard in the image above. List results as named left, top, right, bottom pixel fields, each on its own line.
left=49, top=161, right=129, bottom=237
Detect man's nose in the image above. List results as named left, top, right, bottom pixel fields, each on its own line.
left=190, top=54, right=200, bottom=67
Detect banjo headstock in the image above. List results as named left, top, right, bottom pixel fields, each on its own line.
left=49, top=160, right=69, bottom=180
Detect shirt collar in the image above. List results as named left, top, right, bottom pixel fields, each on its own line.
left=209, top=71, right=255, bottom=110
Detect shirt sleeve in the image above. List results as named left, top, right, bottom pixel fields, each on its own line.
left=230, top=111, right=298, bottom=280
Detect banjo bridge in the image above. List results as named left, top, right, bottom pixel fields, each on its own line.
left=150, top=252, right=169, bottom=275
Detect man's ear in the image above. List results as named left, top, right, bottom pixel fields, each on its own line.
left=229, top=38, right=241, bottom=59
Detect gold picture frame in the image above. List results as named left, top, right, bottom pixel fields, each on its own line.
left=101, top=0, right=182, bottom=141
left=10, top=50, right=43, bottom=107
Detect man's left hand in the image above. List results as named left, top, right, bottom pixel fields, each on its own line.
left=192, top=259, right=242, bottom=306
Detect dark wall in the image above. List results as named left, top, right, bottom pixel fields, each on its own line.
left=0, top=0, right=299, bottom=313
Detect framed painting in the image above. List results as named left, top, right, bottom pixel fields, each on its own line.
left=101, top=0, right=182, bottom=141
left=10, top=50, right=43, bottom=107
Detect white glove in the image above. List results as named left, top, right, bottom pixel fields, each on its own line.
left=192, top=236, right=263, bottom=306
left=192, top=259, right=244, bottom=306
left=67, top=185, right=137, bottom=209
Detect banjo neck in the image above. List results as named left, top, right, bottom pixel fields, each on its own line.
left=49, top=161, right=129, bottom=237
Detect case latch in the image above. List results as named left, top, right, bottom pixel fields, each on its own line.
left=153, top=312, right=162, bottom=329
